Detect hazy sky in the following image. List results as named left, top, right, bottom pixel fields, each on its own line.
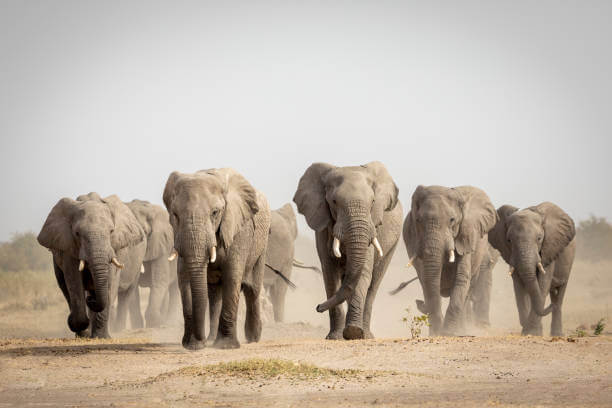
left=1, top=1, right=611, bottom=241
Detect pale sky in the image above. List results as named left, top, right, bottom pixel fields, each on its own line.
left=1, top=1, right=611, bottom=241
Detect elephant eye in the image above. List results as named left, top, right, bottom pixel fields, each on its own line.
left=507, top=238, right=511, bottom=244
left=211, top=209, right=219, bottom=218
left=450, top=217, right=455, bottom=223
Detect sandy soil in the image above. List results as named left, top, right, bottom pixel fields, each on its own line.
left=1, top=235, right=611, bottom=406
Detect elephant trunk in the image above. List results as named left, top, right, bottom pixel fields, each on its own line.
left=316, top=209, right=371, bottom=313
left=87, top=256, right=109, bottom=313
left=419, top=224, right=448, bottom=332
left=184, top=258, right=208, bottom=341
left=518, top=262, right=552, bottom=317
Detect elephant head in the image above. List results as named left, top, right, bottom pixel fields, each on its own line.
left=488, top=202, right=575, bottom=317
left=126, top=200, right=174, bottom=263
left=38, top=193, right=144, bottom=329
left=293, top=161, right=399, bottom=312
left=404, top=186, right=497, bottom=329
left=163, top=168, right=259, bottom=342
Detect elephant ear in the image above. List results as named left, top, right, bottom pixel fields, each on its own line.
left=363, top=161, right=399, bottom=227
left=38, top=198, right=78, bottom=257
left=487, top=205, right=519, bottom=265
left=293, top=162, right=336, bottom=232
left=103, top=195, right=145, bottom=251
left=127, top=200, right=173, bottom=262
left=276, top=203, right=298, bottom=239
left=212, top=168, right=259, bottom=250
left=163, top=171, right=181, bottom=212
left=403, top=211, right=418, bottom=257
left=530, top=202, right=575, bottom=266
left=76, top=192, right=103, bottom=202
left=454, top=186, right=498, bottom=256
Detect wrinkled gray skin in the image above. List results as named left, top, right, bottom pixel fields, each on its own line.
left=127, top=200, right=180, bottom=328
left=488, top=203, right=576, bottom=336
left=294, top=162, right=402, bottom=340
left=390, top=243, right=499, bottom=328
left=37, top=193, right=146, bottom=338
left=404, top=186, right=497, bottom=336
left=163, top=168, right=270, bottom=350
left=264, top=203, right=321, bottom=323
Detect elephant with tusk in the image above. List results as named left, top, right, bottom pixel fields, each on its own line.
left=403, top=185, right=498, bottom=336
left=488, top=202, right=576, bottom=336
left=163, top=168, right=270, bottom=350
left=293, top=161, right=402, bottom=340
left=37, top=192, right=146, bottom=338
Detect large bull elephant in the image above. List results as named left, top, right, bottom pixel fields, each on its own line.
left=293, top=161, right=402, bottom=340
left=163, top=168, right=270, bottom=350
left=264, top=203, right=321, bottom=323
left=37, top=193, right=146, bottom=338
left=403, top=185, right=497, bottom=336
left=488, top=202, right=576, bottom=336
left=126, top=200, right=180, bottom=328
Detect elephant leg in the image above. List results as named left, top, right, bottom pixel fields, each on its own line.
left=270, top=278, right=289, bottom=323
left=550, top=283, right=567, bottom=337
left=244, top=254, right=264, bottom=343
left=128, top=284, right=144, bottom=330
left=443, top=253, right=472, bottom=335
left=207, top=283, right=222, bottom=343
left=362, top=243, right=396, bottom=339
left=472, top=263, right=493, bottom=327
left=166, top=279, right=180, bottom=325
left=145, top=258, right=169, bottom=328
left=321, top=265, right=345, bottom=340
left=53, top=262, right=70, bottom=304
left=114, top=289, right=130, bottom=333
left=213, top=267, right=242, bottom=349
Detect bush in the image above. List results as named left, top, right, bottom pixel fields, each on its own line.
left=0, top=232, right=50, bottom=272
left=576, top=216, right=612, bottom=262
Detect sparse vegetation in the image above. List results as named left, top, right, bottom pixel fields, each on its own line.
left=174, top=359, right=367, bottom=381
left=593, top=319, right=606, bottom=336
left=402, top=308, right=430, bottom=339
left=572, top=328, right=586, bottom=338
left=0, top=232, right=50, bottom=272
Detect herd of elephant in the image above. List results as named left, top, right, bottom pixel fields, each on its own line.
left=37, top=162, right=576, bottom=350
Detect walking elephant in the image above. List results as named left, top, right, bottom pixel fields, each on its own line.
left=37, top=193, right=146, bottom=338
left=264, top=203, right=321, bottom=323
left=163, top=168, right=270, bottom=350
left=488, top=202, right=576, bottom=336
left=126, top=200, right=180, bottom=328
left=293, top=161, right=402, bottom=340
left=390, top=243, right=499, bottom=328
left=403, top=185, right=497, bottom=336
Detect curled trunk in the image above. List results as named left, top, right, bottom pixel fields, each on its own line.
left=521, top=270, right=552, bottom=316
left=316, top=216, right=370, bottom=313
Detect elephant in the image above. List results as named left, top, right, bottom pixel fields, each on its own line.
left=163, top=168, right=271, bottom=350
left=389, top=243, right=499, bottom=328
left=126, top=200, right=180, bottom=328
left=403, top=185, right=497, bottom=336
left=264, top=203, right=321, bottom=323
left=293, top=161, right=402, bottom=340
left=488, top=202, right=576, bottom=336
left=37, top=192, right=146, bottom=338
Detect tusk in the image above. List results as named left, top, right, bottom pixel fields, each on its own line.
left=168, top=249, right=178, bottom=262
left=79, top=260, right=85, bottom=272
left=293, top=259, right=304, bottom=266
left=406, top=255, right=417, bottom=268
left=111, top=257, right=124, bottom=269
left=537, top=262, right=546, bottom=276
left=332, top=237, right=341, bottom=258
left=210, top=246, right=217, bottom=263
left=140, top=264, right=145, bottom=273
left=508, top=266, right=514, bottom=276
left=448, top=250, right=455, bottom=263
left=372, top=237, right=384, bottom=257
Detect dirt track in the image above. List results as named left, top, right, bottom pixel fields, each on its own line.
left=1, top=322, right=611, bottom=407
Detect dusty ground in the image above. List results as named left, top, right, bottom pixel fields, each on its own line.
left=1, top=236, right=611, bottom=406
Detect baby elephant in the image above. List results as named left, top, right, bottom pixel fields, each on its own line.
left=488, top=202, right=576, bottom=336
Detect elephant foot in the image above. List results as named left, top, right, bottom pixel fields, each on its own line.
left=521, top=326, right=543, bottom=336
left=213, top=336, right=241, bottom=349
left=206, top=333, right=217, bottom=345
left=75, top=329, right=90, bottom=338
left=343, top=325, right=365, bottom=340
left=363, top=329, right=375, bottom=340
left=91, top=330, right=111, bottom=339
left=182, top=335, right=206, bottom=351
left=245, top=321, right=262, bottom=344
left=325, top=330, right=344, bottom=340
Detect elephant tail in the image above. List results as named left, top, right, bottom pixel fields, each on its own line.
left=265, top=263, right=297, bottom=290
left=388, top=276, right=419, bottom=295
left=292, top=259, right=322, bottom=275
